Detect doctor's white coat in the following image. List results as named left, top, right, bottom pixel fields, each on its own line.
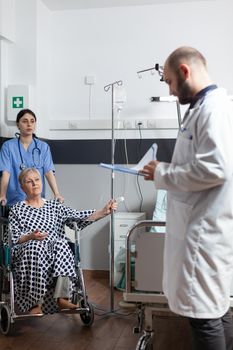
left=155, top=88, right=233, bottom=318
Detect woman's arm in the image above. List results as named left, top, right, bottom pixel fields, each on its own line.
left=61, top=199, right=117, bottom=231
left=45, top=170, right=64, bottom=202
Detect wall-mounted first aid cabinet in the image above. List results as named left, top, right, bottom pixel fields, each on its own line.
left=7, top=85, right=30, bottom=121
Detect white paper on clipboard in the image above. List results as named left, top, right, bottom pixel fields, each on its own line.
left=100, top=143, right=157, bottom=176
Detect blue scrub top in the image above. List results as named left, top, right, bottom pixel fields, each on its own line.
left=0, top=137, right=55, bottom=206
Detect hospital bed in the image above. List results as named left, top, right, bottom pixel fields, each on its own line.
left=123, top=220, right=167, bottom=350
left=0, top=206, right=94, bottom=335
left=123, top=220, right=233, bottom=350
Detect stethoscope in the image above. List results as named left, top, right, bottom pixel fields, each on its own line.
left=15, top=133, right=41, bottom=170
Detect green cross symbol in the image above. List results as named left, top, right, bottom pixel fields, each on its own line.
left=12, top=96, right=24, bottom=108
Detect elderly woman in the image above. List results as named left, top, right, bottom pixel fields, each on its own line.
left=9, top=168, right=117, bottom=315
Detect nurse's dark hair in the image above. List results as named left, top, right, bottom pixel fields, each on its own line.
left=19, top=168, right=41, bottom=186
left=166, top=46, right=207, bottom=72
left=16, top=109, right=37, bottom=123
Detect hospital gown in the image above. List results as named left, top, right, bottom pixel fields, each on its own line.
left=9, top=199, right=95, bottom=314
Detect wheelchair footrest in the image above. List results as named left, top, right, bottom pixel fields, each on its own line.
left=59, top=307, right=86, bottom=314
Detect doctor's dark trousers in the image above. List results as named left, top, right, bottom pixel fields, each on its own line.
left=188, top=308, right=233, bottom=350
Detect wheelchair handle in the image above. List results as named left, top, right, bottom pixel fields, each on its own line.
left=0, top=203, right=10, bottom=224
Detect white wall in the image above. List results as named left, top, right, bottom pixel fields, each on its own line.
left=0, top=0, right=38, bottom=137
left=37, top=0, right=52, bottom=138
left=47, top=0, right=233, bottom=139
left=0, top=0, right=15, bottom=136
left=0, top=0, right=15, bottom=42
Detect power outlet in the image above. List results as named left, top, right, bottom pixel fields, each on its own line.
left=85, top=76, right=95, bottom=85
left=123, top=120, right=133, bottom=129
left=68, top=121, right=78, bottom=129
left=135, top=120, right=146, bottom=129
left=147, top=119, right=157, bottom=129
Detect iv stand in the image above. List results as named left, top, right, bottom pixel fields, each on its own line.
left=104, top=80, right=123, bottom=312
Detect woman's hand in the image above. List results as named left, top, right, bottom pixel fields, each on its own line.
left=54, top=193, right=65, bottom=203
left=31, top=229, right=48, bottom=240
left=88, top=199, right=118, bottom=221
left=0, top=196, right=7, bottom=206
left=103, top=199, right=118, bottom=215
left=18, top=229, right=48, bottom=244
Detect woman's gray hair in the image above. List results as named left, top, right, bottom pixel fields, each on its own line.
left=19, top=168, right=41, bottom=186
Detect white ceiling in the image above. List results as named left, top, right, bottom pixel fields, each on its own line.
left=41, top=0, right=213, bottom=11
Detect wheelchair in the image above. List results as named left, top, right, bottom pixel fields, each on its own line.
left=0, top=205, right=94, bottom=335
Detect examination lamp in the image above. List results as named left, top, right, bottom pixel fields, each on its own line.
left=137, top=63, right=164, bottom=81
left=137, top=62, right=182, bottom=129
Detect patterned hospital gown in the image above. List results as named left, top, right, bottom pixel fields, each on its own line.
left=9, top=199, right=95, bottom=314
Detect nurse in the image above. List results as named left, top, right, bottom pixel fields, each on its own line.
left=142, top=47, right=233, bottom=350
left=0, top=109, right=64, bottom=206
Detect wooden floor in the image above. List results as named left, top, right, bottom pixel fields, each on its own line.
left=0, top=271, right=193, bottom=350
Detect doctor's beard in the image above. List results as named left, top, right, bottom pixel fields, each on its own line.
left=176, top=77, right=193, bottom=105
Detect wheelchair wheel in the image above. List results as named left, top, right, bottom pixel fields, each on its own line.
left=0, top=304, right=14, bottom=335
left=80, top=300, right=94, bottom=326
left=136, top=334, right=153, bottom=350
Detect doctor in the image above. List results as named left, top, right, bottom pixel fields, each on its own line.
left=0, top=109, right=64, bottom=206
left=142, top=47, right=233, bottom=350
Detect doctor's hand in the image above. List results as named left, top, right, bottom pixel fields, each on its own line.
left=140, top=160, right=160, bottom=181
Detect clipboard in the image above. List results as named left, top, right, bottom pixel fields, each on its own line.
left=100, top=143, right=157, bottom=176
left=100, top=163, right=144, bottom=176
